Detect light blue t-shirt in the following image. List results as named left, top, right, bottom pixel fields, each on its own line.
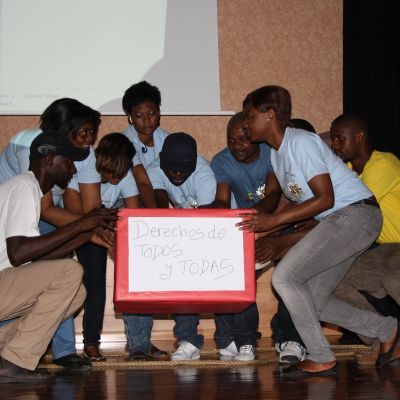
left=122, top=126, right=169, bottom=168
left=271, top=127, right=372, bottom=220
left=68, top=170, right=139, bottom=209
left=0, top=129, right=101, bottom=205
left=147, top=156, right=217, bottom=208
left=211, top=143, right=273, bottom=208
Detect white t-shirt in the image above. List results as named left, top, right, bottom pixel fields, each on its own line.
left=147, top=156, right=217, bottom=208
left=271, top=127, right=372, bottom=220
left=0, top=172, right=42, bottom=271
left=68, top=170, right=139, bottom=209
left=122, top=126, right=169, bottom=168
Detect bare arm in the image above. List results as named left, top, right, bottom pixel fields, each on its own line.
left=210, top=182, right=232, bottom=208
left=40, top=191, right=82, bottom=227
left=6, top=208, right=118, bottom=267
left=76, top=182, right=102, bottom=213
left=254, top=173, right=282, bottom=213
left=255, top=228, right=314, bottom=263
left=62, top=188, right=83, bottom=215
left=123, top=195, right=141, bottom=209
left=237, top=173, right=334, bottom=233
left=132, top=164, right=157, bottom=208
left=154, top=189, right=170, bottom=208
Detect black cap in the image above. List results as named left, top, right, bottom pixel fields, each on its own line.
left=160, top=132, right=197, bottom=174
left=30, top=131, right=89, bottom=162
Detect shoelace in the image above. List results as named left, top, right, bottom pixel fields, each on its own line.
left=239, top=345, right=254, bottom=353
left=279, top=341, right=295, bottom=351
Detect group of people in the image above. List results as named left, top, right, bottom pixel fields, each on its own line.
left=0, top=81, right=399, bottom=383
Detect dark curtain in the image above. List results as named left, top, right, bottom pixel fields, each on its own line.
left=343, top=0, right=400, bottom=157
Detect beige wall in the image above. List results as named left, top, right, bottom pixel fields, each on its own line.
left=0, top=0, right=342, bottom=155
left=0, top=0, right=343, bottom=342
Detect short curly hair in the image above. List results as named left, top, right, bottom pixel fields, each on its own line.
left=122, top=81, right=161, bottom=114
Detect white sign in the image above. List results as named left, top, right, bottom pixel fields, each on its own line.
left=128, top=216, right=245, bottom=292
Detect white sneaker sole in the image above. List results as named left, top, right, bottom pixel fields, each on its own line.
left=171, top=353, right=200, bottom=361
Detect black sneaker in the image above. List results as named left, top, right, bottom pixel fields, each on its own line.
left=53, top=354, right=91, bottom=371
left=0, top=357, right=51, bottom=383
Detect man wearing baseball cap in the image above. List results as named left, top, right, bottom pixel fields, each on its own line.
left=0, top=131, right=118, bottom=383
left=127, top=132, right=217, bottom=361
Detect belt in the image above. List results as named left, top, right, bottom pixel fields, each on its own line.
left=349, top=197, right=380, bottom=208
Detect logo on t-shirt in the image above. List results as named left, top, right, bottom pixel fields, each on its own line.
left=283, top=172, right=305, bottom=201
left=175, top=195, right=198, bottom=209
left=246, top=182, right=266, bottom=202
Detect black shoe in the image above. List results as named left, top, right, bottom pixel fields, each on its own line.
left=147, top=344, right=169, bottom=360
left=338, top=329, right=364, bottom=345
left=128, top=350, right=148, bottom=361
left=53, top=354, right=92, bottom=371
left=0, top=357, right=51, bottom=383
left=376, top=320, right=400, bottom=368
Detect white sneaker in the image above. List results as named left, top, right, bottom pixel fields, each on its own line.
left=234, top=345, right=256, bottom=361
left=219, top=341, right=238, bottom=360
left=276, top=341, right=306, bottom=364
left=171, top=341, right=201, bottom=361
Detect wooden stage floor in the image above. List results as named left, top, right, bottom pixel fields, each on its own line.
left=2, top=338, right=400, bottom=400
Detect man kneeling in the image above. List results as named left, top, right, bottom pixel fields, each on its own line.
left=0, top=132, right=117, bottom=383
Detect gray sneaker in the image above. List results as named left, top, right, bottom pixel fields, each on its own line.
left=276, top=341, right=306, bottom=364
left=234, top=345, right=256, bottom=361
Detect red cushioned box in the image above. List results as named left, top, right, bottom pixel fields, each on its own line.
left=114, top=208, right=255, bottom=314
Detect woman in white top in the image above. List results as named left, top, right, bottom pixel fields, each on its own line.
left=237, top=85, right=399, bottom=375
left=122, top=81, right=168, bottom=208
left=65, top=133, right=140, bottom=361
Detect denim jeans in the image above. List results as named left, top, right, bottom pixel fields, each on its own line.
left=270, top=297, right=305, bottom=348
left=51, top=318, right=77, bottom=359
left=0, top=317, right=75, bottom=359
left=214, top=270, right=262, bottom=349
left=173, top=314, right=204, bottom=349
left=123, top=313, right=204, bottom=353
left=75, top=242, right=108, bottom=345
left=38, top=219, right=76, bottom=359
left=123, top=314, right=154, bottom=354
left=214, top=302, right=259, bottom=349
left=272, top=204, right=396, bottom=363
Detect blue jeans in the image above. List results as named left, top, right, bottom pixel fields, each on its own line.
left=123, top=313, right=204, bottom=353
left=123, top=314, right=154, bottom=354
left=272, top=203, right=396, bottom=363
left=39, top=219, right=76, bottom=359
left=51, top=318, right=76, bottom=359
left=214, top=302, right=259, bottom=349
left=214, top=270, right=262, bottom=349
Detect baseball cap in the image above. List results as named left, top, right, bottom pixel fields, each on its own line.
left=30, top=131, right=89, bottom=162
left=159, top=132, right=197, bottom=174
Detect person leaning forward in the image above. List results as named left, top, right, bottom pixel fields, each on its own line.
left=0, top=131, right=118, bottom=383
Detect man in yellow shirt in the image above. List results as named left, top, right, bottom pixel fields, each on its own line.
left=330, top=113, right=400, bottom=317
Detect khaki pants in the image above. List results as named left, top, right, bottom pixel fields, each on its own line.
left=334, top=243, right=400, bottom=311
left=0, top=259, right=86, bottom=370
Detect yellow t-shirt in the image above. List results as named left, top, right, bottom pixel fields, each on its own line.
left=356, top=151, right=400, bottom=243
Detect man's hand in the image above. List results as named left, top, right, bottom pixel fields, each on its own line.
left=90, top=228, right=115, bottom=258
left=92, top=227, right=115, bottom=247
left=77, top=208, right=119, bottom=232
left=255, top=236, right=288, bottom=263
left=236, top=210, right=279, bottom=233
